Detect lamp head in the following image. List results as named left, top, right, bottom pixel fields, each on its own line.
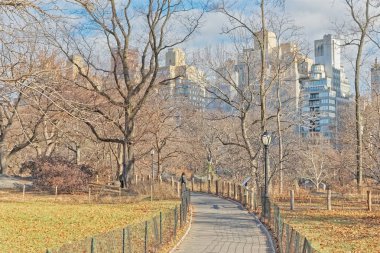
left=261, top=131, right=272, bottom=146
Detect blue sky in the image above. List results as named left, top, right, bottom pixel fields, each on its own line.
left=185, top=0, right=347, bottom=53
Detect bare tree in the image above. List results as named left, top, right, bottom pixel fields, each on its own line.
left=0, top=0, right=56, bottom=173
left=338, top=0, right=380, bottom=190
left=297, top=142, right=339, bottom=191
left=47, top=0, right=204, bottom=186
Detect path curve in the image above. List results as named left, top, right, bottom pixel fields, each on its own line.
left=173, top=192, right=275, bottom=253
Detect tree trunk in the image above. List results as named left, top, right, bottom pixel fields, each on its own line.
left=75, top=145, right=81, bottom=165
left=0, top=151, right=7, bottom=174
left=116, top=144, right=123, bottom=180
left=355, top=32, right=366, bottom=191
left=157, top=150, right=161, bottom=179
left=122, top=110, right=135, bottom=187
left=275, top=66, right=284, bottom=195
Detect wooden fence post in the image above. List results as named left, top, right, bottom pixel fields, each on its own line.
left=199, top=179, right=202, bottom=192
left=290, top=190, right=294, bottom=211
left=191, top=178, right=194, bottom=192
left=250, top=188, right=254, bottom=210
left=241, top=186, right=243, bottom=203
left=367, top=190, right=372, bottom=211
left=208, top=179, right=211, bottom=194
left=227, top=182, right=231, bottom=198
left=245, top=188, right=248, bottom=206
left=233, top=183, right=237, bottom=200
left=171, top=176, right=174, bottom=189
left=327, top=189, right=332, bottom=211
left=177, top=182, right=180, bottom=197
left=222, top=181, right=225, bottom=197
left=135, top=174, right=138, bottom=184
left=23, top=184, right=26, bottom=200
left=215, top=180, right=219, bottom=195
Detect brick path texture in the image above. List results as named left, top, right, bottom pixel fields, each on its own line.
left=173, top=192, right=275, bottom=253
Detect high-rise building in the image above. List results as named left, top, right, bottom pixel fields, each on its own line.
left=300, top=64, right=337, bottom=139
left=207, top=59, right=238, bottom=112
left=165, top=48, right=186, bottom=67
left=371, top=58, right=380, bottom=98
left=158, top=48, right=207, bottom=108
left=254, top=30, right=278, bottom=56
left=110, top=48, right=140, bottom=79
left=235, top=34, right=311, bottom=113
left=300, top=34, right=351, bottom=141
left=314, top=34, right=350, bottom=98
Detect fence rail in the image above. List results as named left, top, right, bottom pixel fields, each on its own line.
left=46, top=187, right=190, bottom=253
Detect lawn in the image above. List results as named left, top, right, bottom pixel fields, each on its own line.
left=0, top=199, right=178, bottom=253
left=280, top=209, right=380, bottom=253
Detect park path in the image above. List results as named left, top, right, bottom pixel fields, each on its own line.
left=173, top=192, right=275, bottom=253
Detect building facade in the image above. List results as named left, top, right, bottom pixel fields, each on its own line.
left=158, top=48, right=208, bottom=108
left=371, top=58, right=380, bottom=98
left=300, top=34, right=351, bottom=141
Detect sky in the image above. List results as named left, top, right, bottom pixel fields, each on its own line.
left=180, top=0, right=372, bottom=91
left=186, top=0, right=347, bottom=53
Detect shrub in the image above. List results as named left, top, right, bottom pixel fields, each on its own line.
left=20, top=157, right=94, bottom=193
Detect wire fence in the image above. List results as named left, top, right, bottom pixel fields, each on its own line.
left=191, top=177, right=319, bottom=253
left=267, top=200, right=319, bottom=253
left=46, top=187, right=190, bottom=253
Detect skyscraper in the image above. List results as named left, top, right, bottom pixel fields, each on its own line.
left=371, top=58, right=380, bottom=98
left=314, top=34, right=350, bottom=98
left=300, top=34, right=351, bottom=141
left=158, top=48, right=207, bottom=108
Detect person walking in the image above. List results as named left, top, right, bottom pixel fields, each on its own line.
left=180, top=172, right=186, bottom=193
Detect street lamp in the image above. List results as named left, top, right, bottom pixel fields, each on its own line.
left=150, top=149, right=155, bottom=180
left=150, top=149, right=154, bottom=201
left=261, top=130, right=272, bottom=219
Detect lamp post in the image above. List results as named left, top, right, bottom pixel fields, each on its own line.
left=150, top=149, right=154, bottom=201
left=151, top=149, right=155, bottom=180
left=261, top=131, right=272, bottom=219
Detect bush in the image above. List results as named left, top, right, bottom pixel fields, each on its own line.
left=20, top=157, right=94, bottom=193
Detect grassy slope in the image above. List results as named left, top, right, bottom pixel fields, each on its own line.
left=0, top=200, right=178, bottom=253
left=281, top=209, right=380, bottom=253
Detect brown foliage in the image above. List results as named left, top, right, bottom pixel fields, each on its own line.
left=20, top=157, right=94, bottom=193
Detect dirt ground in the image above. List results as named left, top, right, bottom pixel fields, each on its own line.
left=0, top=174, right=32, bottom=189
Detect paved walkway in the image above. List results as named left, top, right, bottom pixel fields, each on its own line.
left=173, top=192, right=275, bottom=253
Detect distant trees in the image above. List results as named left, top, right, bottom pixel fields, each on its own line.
left=338, top=0, right=380, bottom=190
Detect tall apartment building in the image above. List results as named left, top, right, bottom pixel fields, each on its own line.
left=207, top=59, right=239, bottom=112
left=300, top=34, right=351, bottom=140
left=235, top=31, right=312, bottom=114
left=371, top=58, right=380, bottom=98
left=314, top=34, right=350, bottom=98
left=158, top=48, right=207, bottom=108
left=300, top=64, right=337, bottom=139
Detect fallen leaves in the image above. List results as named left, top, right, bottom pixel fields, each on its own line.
left=0, top=200, right=179, bottom=253
left=280, top=209, right=380, bottom=253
